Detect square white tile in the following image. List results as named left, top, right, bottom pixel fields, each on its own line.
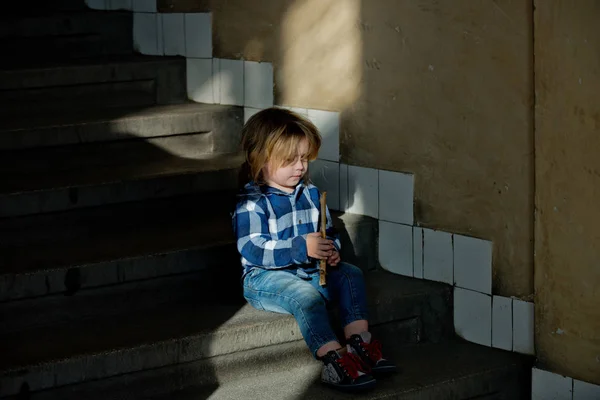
left=309, top=160, right=340, bottom=211
left=378, top=169, right=414, bottom=225
left=279, top=106, right=309, bottom=115
left=492, top=295, right=512, bottom=351
left=85, top=0, right=107, bottom=10
left=423, top=228, right=453, bottom=284
left=532, top=368, right=573, bottom=400
left=413, top=227, right=423, bottom=278
left=307, top=109, right=340, bottom=162
left=216, top=59, right=244, bottom=106
left=244, top=107, right=262, bottom=124
left=108, top=0, right=132, bottom=10
left=339, top=164, right=349, bottom=211
left=574, top=379, right=600, bottom=400
left=185, top=13, right=212, bottom=58
left=454, top=287, right=492, bottom=346
left=212, top=59, right=221, bottom=104
left=513, top=299, right=534, bottom=355
left=186, top=58, right=213, bottom=104
left=133, top=13, right=159, bottom=55
left=244, top=61, right=273, bottom=109
left=162, top=13, right=185, bottom=56
left=346, top=165, right=378, bottom=218
left=379, top=221, right=413, bottom=277
left=132, top=0, right=156, bottom=12
left=454, top=234, right=492, bottom=295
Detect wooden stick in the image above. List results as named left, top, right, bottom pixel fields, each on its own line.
left=319, top=192, right=327, bottom=286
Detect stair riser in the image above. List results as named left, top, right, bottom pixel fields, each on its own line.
left=0, top=244, right=236, bottom=303
left=1, top=34, right=133, bottom=61
left=0, top=248, right=242, bottom=333
left=0, top=106, right=239, bottom=151
left=0, top=168, right=237, bottom=218
left=0, top=59, right=186, bottom=108
left=0, top=12, right=132, bottom=39
left=0, top=311, right=422, bottom=396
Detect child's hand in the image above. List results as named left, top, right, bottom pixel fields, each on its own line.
left=306, top=232, right=334, bottom=259
left=327, top=250, right=341, bottom=267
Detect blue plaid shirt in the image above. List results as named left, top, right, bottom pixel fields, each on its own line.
left=233, top=180, right=341, bottom=277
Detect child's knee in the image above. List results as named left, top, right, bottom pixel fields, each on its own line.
left=292, top=286, right=327, bottom=313
left=337, top=262, right=364, bottom=280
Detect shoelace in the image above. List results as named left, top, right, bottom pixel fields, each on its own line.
left=361, top=339, right=383, bottom=363
left=337, top=352, right=364, bottom=379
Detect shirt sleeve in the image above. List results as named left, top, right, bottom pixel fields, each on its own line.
left=234, top=197, right=309, bottom=269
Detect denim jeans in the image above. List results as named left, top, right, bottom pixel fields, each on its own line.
left=242, top=262, right=369, bottom=357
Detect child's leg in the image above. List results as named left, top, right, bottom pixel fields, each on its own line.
left=324, top=262, right=370, bottom=336
left=326, top=262, right=397, bottom=374
left=243, top=268, right=340, bottom=358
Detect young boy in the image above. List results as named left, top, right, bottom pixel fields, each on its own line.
left=232, top=108, right=396, bottom=392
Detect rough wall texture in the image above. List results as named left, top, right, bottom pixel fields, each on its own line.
left=160, top=0, right=535, bottom=298
left=534, top=0, right=600, bottom=384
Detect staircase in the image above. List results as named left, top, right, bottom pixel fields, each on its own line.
left=0, top=2, right=532, bottom=399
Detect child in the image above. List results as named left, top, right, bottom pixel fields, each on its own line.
left=232, top=108, right=396, bottom=392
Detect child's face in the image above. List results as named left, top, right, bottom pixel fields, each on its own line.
left=263, top=138, right=309, bottom=193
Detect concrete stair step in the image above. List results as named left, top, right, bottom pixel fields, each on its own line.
left=0, top=211, right=379, bottom=303
left=0, top=55, right=186, bottom=111
left=0, top=191, right=239, bottom=278
left=0, top=32, right=133, bottom=61
left=3, top=340, right=532, bottom=400
left=162, top=341, right=531, bottom=400
left=0, top=271, right=452, bottom=397
left=0, top=11, right=132, bottom=39
left=0, top=103, right=241, bottom=151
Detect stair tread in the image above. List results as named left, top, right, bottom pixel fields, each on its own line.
left=171, top=341, right=530, bottom=400
left=0, top=102, right=226, bottom=133
left=0, top=140, right=243, bottom=194
left=0, top=271, right=444, bottom=373
left=0, top=191, right=240, bottom=275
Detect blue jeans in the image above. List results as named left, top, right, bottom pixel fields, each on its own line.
left=242, top=262, right=369, bottom=357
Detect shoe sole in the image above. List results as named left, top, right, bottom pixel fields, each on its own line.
left=322, top=378, right=377, bottom=392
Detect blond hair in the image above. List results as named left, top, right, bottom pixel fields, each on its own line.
left=241, top=107, right=321, bottom=184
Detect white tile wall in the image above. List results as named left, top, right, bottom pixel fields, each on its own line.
left=186, top=58, right=213, bottom=103
left=454, top=287, right=492, bottom=347
left=212, top=59, right=221, bottom=104
left=339, top=164, right=349, bottom=211
left=133, top=13, right=159, bottom=55
left=492, top=295, right=512, bottom=351
left=309, top=160, right=340, bottom=211
left=162, top=13, right=185, bottom=56
left=378, top=169, right=414, bottom=225
left=346, top=166, right=378, bottom=219
left=413, top=227, right=423, bottom=278
left=454, top=234, right=492, bottom=295
left=379, top=221, right=413, bottom=277
left=216, top=59, right=244, bottom=106
left=132, top=0, right=156, bottom=12
left=244, top=61, right=274, bottom=109
left=185, top=13, right=212, bottom=58
left=307, top=109, right=340, bottom=162
left=423, top=228, right=453, bottom=285
left=532, top=368, right=573, bottom=400
left=280, top=106, right=309, bottom=116
left=244, top=107, right=262, bottom=124
left=156, top=13, right=164, bottom=54
left=574, top=379, right=600, bottom=400
left=108, top=0, right=132, bottom=10
left=513, top=299, right=535, bottom=355
left=85, top=0, right=107, bottom=10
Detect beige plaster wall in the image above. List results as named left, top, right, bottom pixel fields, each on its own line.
left=534, top=0, right=600, bottom=384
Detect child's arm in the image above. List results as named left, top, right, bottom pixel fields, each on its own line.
left=234, top=198, right=309, bottom=269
